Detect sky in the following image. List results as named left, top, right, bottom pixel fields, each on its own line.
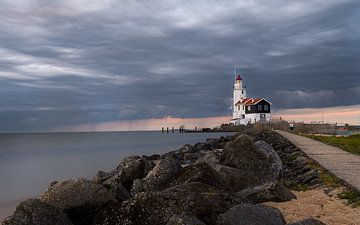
left=0, top=0, right=359, bottom=132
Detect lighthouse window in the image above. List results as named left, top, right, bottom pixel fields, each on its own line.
left=242, top=90, right=244, bottom=94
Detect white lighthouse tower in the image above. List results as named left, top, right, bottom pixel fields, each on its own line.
left=232, top=74, right=246, bottom=120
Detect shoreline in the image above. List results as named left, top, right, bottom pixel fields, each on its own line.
left=2, top=128, right=359, bottom=225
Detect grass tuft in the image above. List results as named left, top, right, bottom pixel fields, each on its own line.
left=338, top=190, right=360, bottom=207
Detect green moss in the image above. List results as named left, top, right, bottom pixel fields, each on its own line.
left=288, top=180, right=309, bottom=191
left=338, top=190, right=360, bottom=207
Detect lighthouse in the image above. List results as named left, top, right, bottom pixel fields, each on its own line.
left=230, top=73, right=272, bottom=125
left=232, top=75, right=246, bottom=120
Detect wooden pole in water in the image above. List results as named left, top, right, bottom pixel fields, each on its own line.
left=172, top=127, right=174, bottom=133
left=166, top=127, right=169, bottom=133
left=162, top=127, right=164, bottom=133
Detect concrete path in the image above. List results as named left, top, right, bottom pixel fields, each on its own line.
left=276, top=130, right=360, bottom=191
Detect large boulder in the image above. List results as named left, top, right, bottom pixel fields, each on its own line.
left=100, top=182, right=242, bottom=225
left=220, top=135, right=294, bottom=202
left=40, top=178, right=116, bottom=225
left=2, top=199, right=73, bottom=225
left=114, top=155, right=154, bottom=190
left=166, top=212, right=206, bottom=225
left=132, top=157, right=181, bottom=192
left=217, top=203, right=286, bottom=225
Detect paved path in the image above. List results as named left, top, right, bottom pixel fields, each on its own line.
left=276, top=130, right=360, bottom=191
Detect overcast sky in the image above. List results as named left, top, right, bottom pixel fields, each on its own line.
left=0, top=0, right=359, bottom=132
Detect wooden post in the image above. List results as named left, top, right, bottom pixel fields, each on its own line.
left=172, top=127, right=174, bottom=133
left=162, top=127, right=164, bottom=133
left=166, top=127, right=169, bottom=133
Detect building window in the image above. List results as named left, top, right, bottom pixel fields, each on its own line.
left=237, top=105, right=240, bottom=110
left=242, top=114, right=245, bottom=119
left=242, top=90, right=244, bottom=94
left=264, top=105, right=269, bottom=110
left=247, top=106, right=251, bottom=110
left=258, top=105, right=262, bottom=110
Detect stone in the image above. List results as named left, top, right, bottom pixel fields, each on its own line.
left=114, top=155, right=154, bottom=190
left=93, top=170, right=112, bottom=184
left=113, top=182, right=241, bottom=225
left=2, top=199, right=73, bottom=225
left=101, top=176, right=131, bottom=202
left=179, top=144, right=196, bottom=153
left=169, top=163, right=230, bottom=190
left=132, top=157, right=181, bottom=192
left=40, top=178, right=116, bottom=225
left=217, top=203, right=286, bottom=225
left=287, top=218, right=327, bottom=225
left=166, top=212, right=206, bottom=225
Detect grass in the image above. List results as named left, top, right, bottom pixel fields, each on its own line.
left=338, top=190, right=360, bottom=207
left=304, top=134, right=360, bottom=155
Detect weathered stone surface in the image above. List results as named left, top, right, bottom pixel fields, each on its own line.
left=254, top=141, right=283, bottom=180
left=40, top=178, right=116, bottom=225
left=179, top=144, right=196, bottom=153
left=217, top=203, right=286, bottom=225
left=114, top=155, right=154, bottom=190
left=132, top=157, right=181, bottom=192
left=166, top=212, right=206, bottom=225
left=101, top=176, right=131, bottom=202
left=93, top=170, right=112, bottom=184
left=2, top=199, right=73, bottom=225
left=108, top=182, right=242, bottom=225
left=169, top=163, right=230, bottom=190
left=288, top=218, right=327, bottom=225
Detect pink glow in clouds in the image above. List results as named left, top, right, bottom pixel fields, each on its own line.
left=53, top=105, right=360, bottom=132
left=55, top=116, right=232, bottom=132
left=275, top=104, right=360, bottom=125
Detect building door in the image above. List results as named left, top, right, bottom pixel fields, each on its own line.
left=260, top=114, right=266, bottom=121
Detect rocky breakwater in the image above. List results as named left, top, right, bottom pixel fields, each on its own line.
left=3, top=133, right=326, bottom=225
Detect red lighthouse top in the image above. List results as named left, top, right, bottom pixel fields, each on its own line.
left=236, top=75, right=242, bottom=81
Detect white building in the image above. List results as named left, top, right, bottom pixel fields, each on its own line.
left=230, top=74, right=272, bottom=125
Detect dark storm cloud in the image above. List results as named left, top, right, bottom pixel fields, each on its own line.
left=0, top=0, right=359, bottom=131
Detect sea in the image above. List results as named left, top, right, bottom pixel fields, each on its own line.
left=0, top=131, right=234, bottom=220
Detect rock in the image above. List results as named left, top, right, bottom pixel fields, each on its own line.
left=287, top=218, right=327, bottom=225
left=101, top=176, right=131, bottom=202
left=40, top=178, right=116, bottom=225
left=179, top=144, right=196, bottom=153
left=254, top=141, right=283, bottom=181
left=166, top=212, right=206, bottom=225
left=169, top=163, right=230, bottom=190
left=220, top=134, right=290, bottom=202
left=243, top=183, right=296, bottom=203
left=114, top=155, right=154, bottom=190
left=217, top=203, right=286, bottom=225
left=195, top=151, right=220, bottom=168
left=115, top=182, right=241, bottom=225
left=132, top=157, right=181, bottom=192
left=93, top=170, right=112, bottom=184
left=183, top=153, right=201, bottom=164
left=2, top=199, right=73, bottom=225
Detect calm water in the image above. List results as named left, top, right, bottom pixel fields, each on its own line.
left=0, top=131, right=233, bottom=205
